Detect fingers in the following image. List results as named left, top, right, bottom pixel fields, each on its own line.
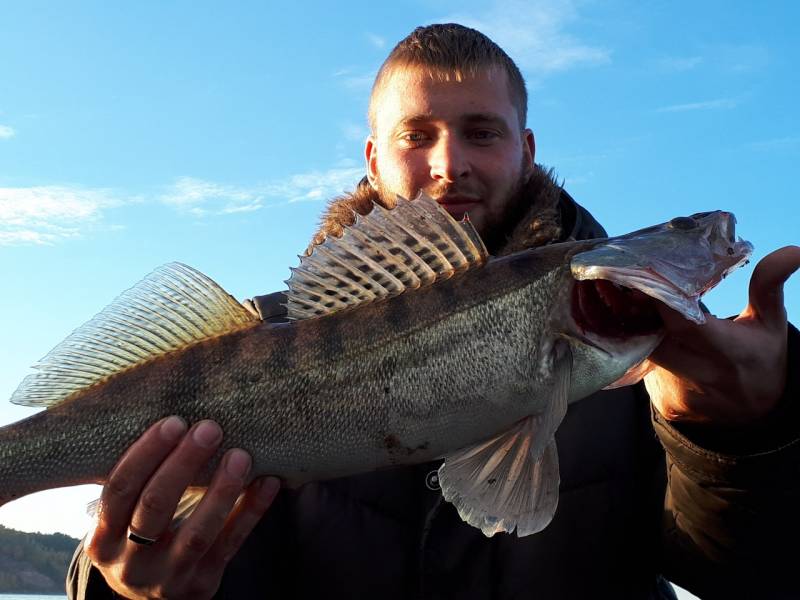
left=128, top=420, right=223, bottom=545
left=645, top=247, right=797, bottom=425
left=203, top=476, right=281, bottom=570
left=653, top=301, right=701, bottom=336
left=85, top=417, right=279, bottom=600
left=165, top=475, right=280, bottom=599
left=89, top=416, right=187, bottom=559
left=746, top=245, right=800, bottom=328
left=169, top=449, right=252, bottom=570
left=650, top=302, right=727, bottom=359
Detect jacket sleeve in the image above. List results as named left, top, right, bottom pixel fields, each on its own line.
left=653, top=323, right=800, bottom=598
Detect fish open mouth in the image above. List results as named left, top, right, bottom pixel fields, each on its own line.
left=572, top=279, right=663, bottom=338
left=569, top=211, right=753, bottom=328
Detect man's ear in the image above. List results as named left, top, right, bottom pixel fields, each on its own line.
left=523, top=129, right=536, bottom=176
left=365, top=136, right=378, bottom=189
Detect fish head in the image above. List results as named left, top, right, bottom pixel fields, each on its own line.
left=558, top=211, right=752, bottom=399
left=570, top=210, right=752, bottom=325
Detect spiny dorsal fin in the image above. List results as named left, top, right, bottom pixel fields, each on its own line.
left=11, top=263, right=258, bottom=407
left=285, top=192, right=488, bottom=319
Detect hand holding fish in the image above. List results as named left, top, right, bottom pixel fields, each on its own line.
left=83, top=417, right=280, bottom=600
left=645, top=245, right=800, bottom=426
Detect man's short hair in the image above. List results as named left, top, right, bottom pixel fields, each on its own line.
left=368, top=23, right=528, bottom=134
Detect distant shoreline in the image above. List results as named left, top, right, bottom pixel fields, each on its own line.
left=0, top=526, right=79, bottom=595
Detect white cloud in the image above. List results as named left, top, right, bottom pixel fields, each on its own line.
left=160, top=166, right=365, bottom=213
left=160, top=177, right=264, bottom=216
left=440, top=0, right=610, bottom=74
left=0, top=165, right=367, bottom=246
left=0, top=125, right=15, bottom=139
left=220, top=202, right=263, bottom=214
left=367, top=33, right=386, bottom=49
left=0, top=185, right=118, bottom=245
left=273, top=166, right=365, bottom=203
left=656, top=97, right=739, bottom=113
left=334, top=2, right=609, bottom=95
left=0, top=230, right=63, bottom=245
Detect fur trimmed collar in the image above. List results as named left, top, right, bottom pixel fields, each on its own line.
left=307, top=164, right=570, bottom=256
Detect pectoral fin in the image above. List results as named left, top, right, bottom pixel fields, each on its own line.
left=88, top=487, right=206, bottom=532
left=438, top=345, right=571, bottom=537
left=604, top=358, right=655, bottom=389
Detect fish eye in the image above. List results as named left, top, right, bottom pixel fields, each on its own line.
left=668, top=216, right=697, bottom=230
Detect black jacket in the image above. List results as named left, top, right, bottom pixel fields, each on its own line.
left=68, top=170, right=800, bottom=599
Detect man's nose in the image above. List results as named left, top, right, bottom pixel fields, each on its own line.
left=429, top=136, right=470, bottom=182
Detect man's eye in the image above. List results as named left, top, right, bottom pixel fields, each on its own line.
left=469, top=130, right=499, bottom=141
left=402, top=131, right=428, bottom=143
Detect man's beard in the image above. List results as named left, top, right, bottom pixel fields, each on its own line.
left=372, top=165, right=531, bottom=255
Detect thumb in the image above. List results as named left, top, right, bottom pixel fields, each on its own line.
left=745, top=245, right=800, bottom=327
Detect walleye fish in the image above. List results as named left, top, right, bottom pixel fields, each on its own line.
left=0, top=195, right=752, bottom=537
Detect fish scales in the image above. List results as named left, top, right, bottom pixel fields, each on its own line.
left=0, top=247, right=572, bottom=501
left=0, top=195, right=753, bottom=536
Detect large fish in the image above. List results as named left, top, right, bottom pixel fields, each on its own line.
left=0, top=195, right=752, bottom=537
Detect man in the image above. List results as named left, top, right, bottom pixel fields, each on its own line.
left=69, top=24, right=799, bottom=599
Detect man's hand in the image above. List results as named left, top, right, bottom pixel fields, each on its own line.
left=645, top=245, right=800, bottom=426
left=84, top=417, right=280, bottom=600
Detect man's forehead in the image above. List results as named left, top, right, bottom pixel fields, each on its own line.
left=379, top=64, right=510, bottom=101
left=386, top=62, right=507, bottom=84
left=373, top=65, right=517, bottom=130
left=398, top=111, right=510, bottom=127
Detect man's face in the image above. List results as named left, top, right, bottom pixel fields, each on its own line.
left=366, top=66, right=535, bottom=238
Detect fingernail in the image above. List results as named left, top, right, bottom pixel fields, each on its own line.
left=226, top=449, right=251, bottom=479
left=160, top=416, right=187, bottom=442
left=193, top=420, right=222, bottom=448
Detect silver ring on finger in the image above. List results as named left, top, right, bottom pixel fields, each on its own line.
left=127, top=527, right=159, bottom=546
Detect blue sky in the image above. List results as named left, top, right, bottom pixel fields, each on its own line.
left=0, top=0, right=797, bottom=567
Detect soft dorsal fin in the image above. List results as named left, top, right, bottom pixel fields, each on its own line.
left=11, top=263, right=258, bottom=407
left=285, top=192, right=488, bottom=319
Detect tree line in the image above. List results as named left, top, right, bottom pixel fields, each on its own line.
left=0, top=525, right=79, bottom=593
